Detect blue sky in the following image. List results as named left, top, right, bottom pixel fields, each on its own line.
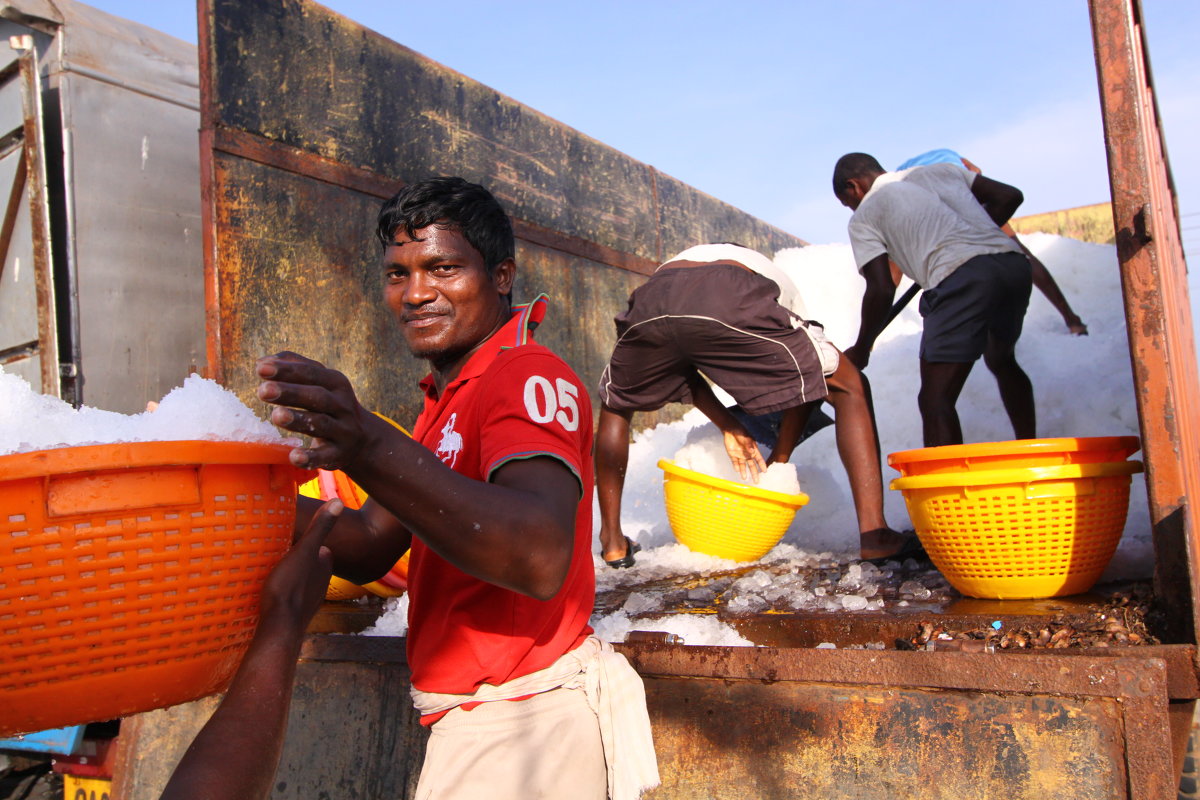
left=90, top=1, right=1198, bottom=259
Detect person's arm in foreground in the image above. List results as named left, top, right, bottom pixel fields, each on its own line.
left=845, top=254, right=897, bottom=370
left=257, top=353, right=577, bottom=601
left=159, top=499, right=343, bottom=800
left=969, top=174, right=1024, bottom=228
left=686, top=373, right=766, bottom=481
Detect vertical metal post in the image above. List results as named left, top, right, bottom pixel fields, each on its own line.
left=1089, top=0, right=1200, bottom=646
left=16, top=49, right=59, bottom=397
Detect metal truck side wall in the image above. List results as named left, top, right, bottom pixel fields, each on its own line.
left=1091, top=0, right=1200, bottom=648
left=197, top=0, right=805, bottom=428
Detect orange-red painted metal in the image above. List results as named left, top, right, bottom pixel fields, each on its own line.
left=1090, top=0, right=1200, bottom=646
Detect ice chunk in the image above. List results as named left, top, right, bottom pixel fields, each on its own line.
left=840, top=595, right=869, bottom=611
left=899, top=580, right=932, bottom=600
left=622, top=592, right=662, bottom=615
left=726, top=594, right=768, bottom=614
left=672, top=433, right=802, bottom=495
left=359, top=595, right=409, bottom=637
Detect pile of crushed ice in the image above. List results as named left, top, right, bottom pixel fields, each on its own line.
left=0, top=370, right=287, bottom=455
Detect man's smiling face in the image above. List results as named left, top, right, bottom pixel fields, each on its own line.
left=382, top=224, right=514, bottom=377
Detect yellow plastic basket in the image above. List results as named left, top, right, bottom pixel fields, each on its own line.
left=658, top=459, right=809, bottom=562
left=888, top=436, right=1141, bottom=477
left=891, top=461, right=1143, bottom=599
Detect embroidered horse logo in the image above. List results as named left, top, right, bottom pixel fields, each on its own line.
left=436, top=413, right=463, bottom=468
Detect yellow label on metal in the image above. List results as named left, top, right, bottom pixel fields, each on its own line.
left=63, top=774, right=111, bottom=800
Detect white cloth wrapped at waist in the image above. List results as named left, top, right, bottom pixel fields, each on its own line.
left=410, top=635, right=660, bottom=800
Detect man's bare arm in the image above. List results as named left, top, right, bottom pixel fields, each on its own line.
left=259, top=353, right=577, bottom=601
left=159, top=501, right=342, bottom=800
left=845, top=255, right=897, bottom=370
left=970, top=174, right=1024, bottom=227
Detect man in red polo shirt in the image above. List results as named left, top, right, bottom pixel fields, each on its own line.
left=256, top=177, right=657, bottom=799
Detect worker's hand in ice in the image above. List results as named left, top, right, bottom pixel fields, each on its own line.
left=258, top=498, right=341, bottom=636
left=255, top=351, right=379, bottom=469
left=722, top=425, right=767, bottom=483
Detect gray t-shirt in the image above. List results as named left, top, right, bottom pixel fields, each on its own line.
left=847, top=163, right=1020, bottom=289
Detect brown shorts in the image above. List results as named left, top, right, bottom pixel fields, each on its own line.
left=598, top=264, right=829, bottom=415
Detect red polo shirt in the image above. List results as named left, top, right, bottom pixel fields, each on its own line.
left=406, top=296, right=595, bottom=712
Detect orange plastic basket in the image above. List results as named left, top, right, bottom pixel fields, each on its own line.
left=888, top=436, right=1141, bottom=477
left=0, top=441, right=303, bottom=736
left=891, top=461, right=1143, bottom=599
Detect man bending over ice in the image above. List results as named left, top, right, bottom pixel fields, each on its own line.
left=595, top=243, right=919, bottom=567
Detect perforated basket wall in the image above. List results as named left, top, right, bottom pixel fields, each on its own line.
left=659, top=459, right=808, bottom=562
left=893, top=463, right=1139, bottom=599
left=0, top=441, right=301, bottom=736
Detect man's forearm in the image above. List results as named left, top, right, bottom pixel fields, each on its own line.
left=769, top=405, right=809, bottom=464
left=158, top=617, right=304, bottom=800
left=687, top=373, right=741, bottom=432
left=854, top=282, right=896, bottom=353
left=345, top=434, right=577, bottom=600
left=293, top=495, right=410, bottom=586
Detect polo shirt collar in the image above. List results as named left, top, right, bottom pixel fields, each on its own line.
left=418, top=294, right=549, bottom=398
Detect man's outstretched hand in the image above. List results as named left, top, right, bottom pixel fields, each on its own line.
left=256, top=352, right=379, bottom=470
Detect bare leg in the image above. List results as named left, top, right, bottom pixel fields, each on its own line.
left=983, top=335, right=1037, bottom=440
left=595, top=405, right=634, bottom=562
left=918, top=359, right=975, bottom=447
left=1013, top=235, right=1087, bottom=335
left=823, top=358, right=910, bottom=558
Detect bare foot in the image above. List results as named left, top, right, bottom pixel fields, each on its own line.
left=859, top=528, right=914, bottom=560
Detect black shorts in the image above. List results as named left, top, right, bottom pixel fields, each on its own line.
left=598, top=264, right=829, bottom=415
left=919, top=251, right=1032, bottom=362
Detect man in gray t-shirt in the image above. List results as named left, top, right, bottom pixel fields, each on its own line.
left=832, top=152, right=1035, bottom=447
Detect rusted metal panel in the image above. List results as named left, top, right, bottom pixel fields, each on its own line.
left=15, top=48, right=57, bottom=397
left=114, top=636, right=1179, bottom=799
left=644, top=679, right=1125, bottom=799
left=620, top=646, right=1174, bottom=799
left=1089, top=0, right=1200, bottom=647
left=197, top=0, right=805, bottom=409
left=201, top=0, right=659, bottom=265
left=202, top=146, right=660, bottom=425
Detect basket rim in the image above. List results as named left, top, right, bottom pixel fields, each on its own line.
left=0, top=440, right=299, bottom=481
left=887, top=436, right=1141, bottom=467
left=890, top=460, right=1144, bottom=491
left=658, top=458, right=809, bottom=507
